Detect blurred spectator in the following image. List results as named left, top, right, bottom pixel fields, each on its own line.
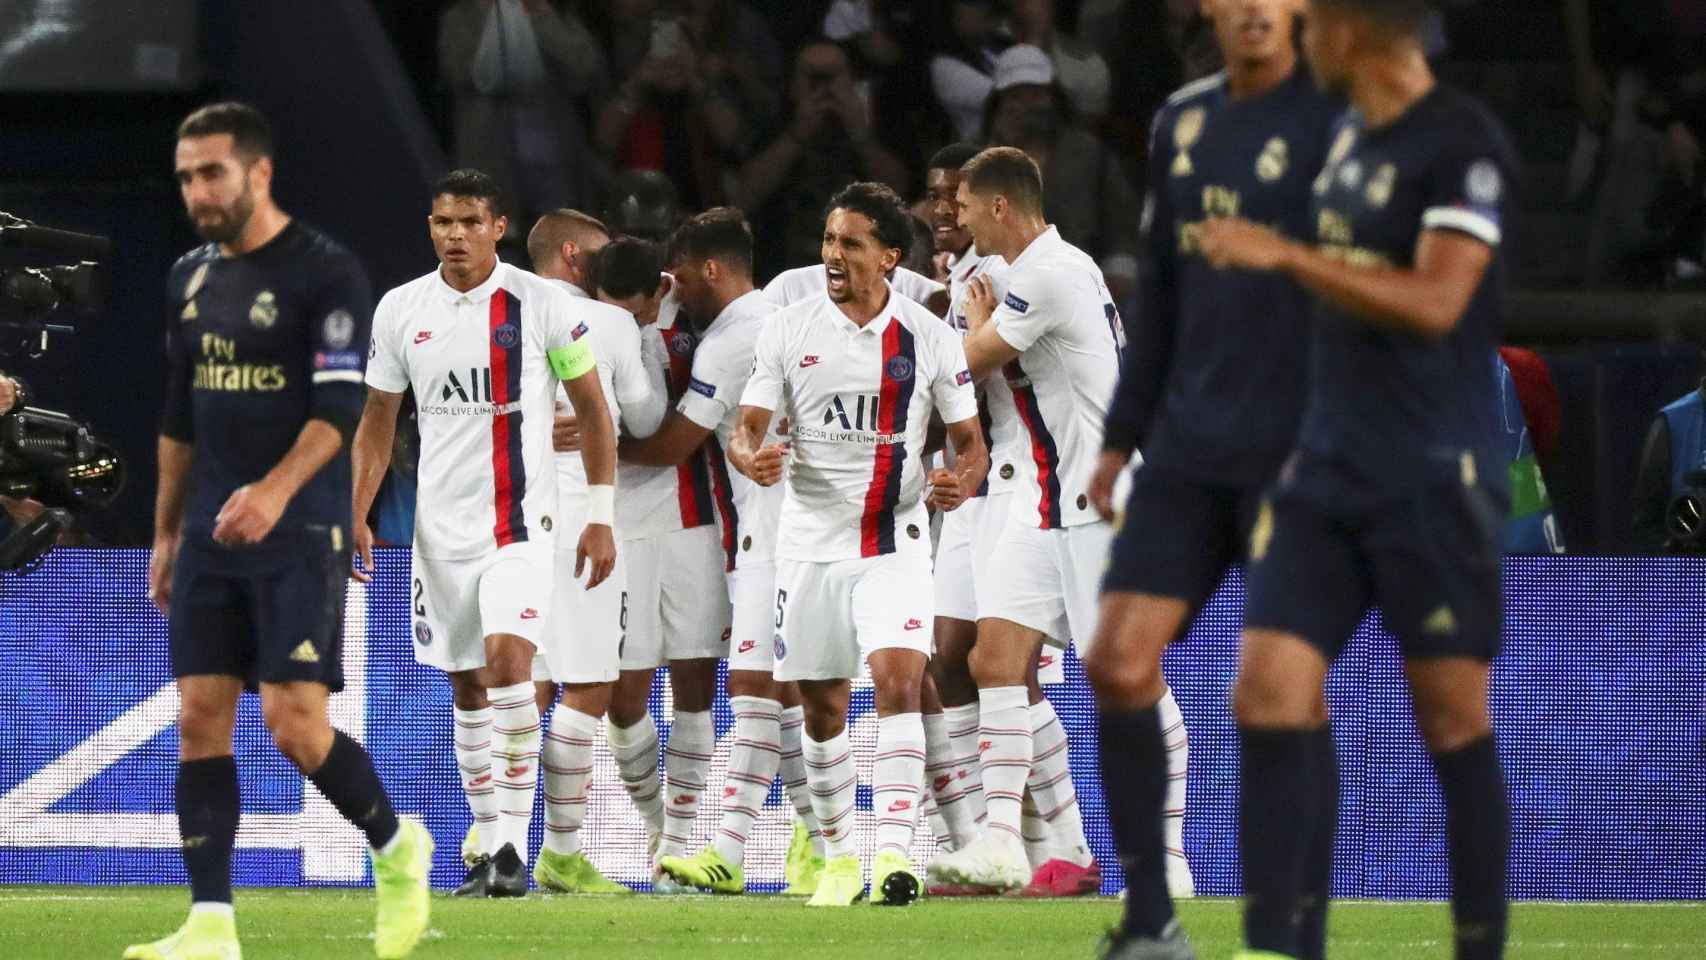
left=1009, top=0, right=1110, bottom=126
left=823, top=1, right=904, bottom=73
left=983, top=44, right=1139, bottom=298
left=1634, top=375, right=1706, bottom=553
left=824, top=0, right=938, bottom=180
left=1082, top=0, right=1215, bottom=190
left=928, top=0, right=1010, bottom=141
left=594, top=0, right=780, bottom=210
left=604, top=168, right=682, bottom=242
left=736, top=38, right=910, bottom=277
left=1497, top=353, right=1566, bottom=555
left=439, top=0, right=608, bottom=225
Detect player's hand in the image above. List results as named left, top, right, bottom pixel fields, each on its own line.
left=1088, top=448, right=1127, bottom=522
left=963, top=275, right=997, bottom=332
left=212, top=480, right=288, bottom=548
left=1198, top=217, right=1293, bottom=273
left=148, top=533, right=179, bottom=614
left=351, top=522, right=376, bottom=584
left=927, top=467, right=966, bottom=512
left=576, top=523, right=617, bottom=589
left=553, top=412, right=583, bottom=453
left=746, top=442, right=788, bottom=486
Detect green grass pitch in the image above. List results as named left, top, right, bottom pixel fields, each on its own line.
left=4, top=888, right=1702, bottom=959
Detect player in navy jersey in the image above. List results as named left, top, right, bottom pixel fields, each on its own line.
left=134, top=103, right=430, bottom=960
left=1083, top=0, right=1341, bottom=956
left=1199, top=1, right=1516, bottom=957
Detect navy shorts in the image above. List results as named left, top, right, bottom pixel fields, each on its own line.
left=1102, top=463, right=1263, bottom=609
left=1243, top=460, right=1504, bottom=662
left=169, top=534, right=349, bottom=692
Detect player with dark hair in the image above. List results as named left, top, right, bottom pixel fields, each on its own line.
left=352, top=168, right=618, bottom=898
left=730, top=181, right=988, bottom=906
left=1199, top=0, right=1516, bottom=956
left=136, top=101, right=430, bottom=960
left=1084, top=0, right=1344, bottom=954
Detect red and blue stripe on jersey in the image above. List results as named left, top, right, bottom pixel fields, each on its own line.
left=664, top=326, right=717, bottom=529
left=489, top=288, right=529, bottom=547
left=706, top=437, right=742, bottom=572
left=1007, top=357, right=1063, bottom=529
left=859, top=321, right=917, bottom=557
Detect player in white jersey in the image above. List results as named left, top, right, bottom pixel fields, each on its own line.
left=731, top=183, right=988, bottom=907
left=764, top=261, right=949, bottom=317
left=522, top=213, right=665, bottom=894
left=351, top=170, right=618, bottom=898
left=926, top=148, right=1122, bottom=895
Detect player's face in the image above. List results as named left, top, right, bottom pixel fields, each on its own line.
left=954, top=181, right=998, bottom=252
left=821, top=208, right=897, bottom=305
left=926, top=167, right=973, bottom=255
left=1202, top=0, right=1302, bottom=66
left=174, top=134, right=261, bottom=245
left=666, top=255, right=716, bottom=325
left=1301, top=1, right=1353, bottom=93
left=599, top=289, right=663, bottom=327
left=428, top=194, right=506, bottom=274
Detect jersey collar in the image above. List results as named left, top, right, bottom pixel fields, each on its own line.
left=706, top=288, right=767, bottom=336
left=1007, top=226, right=1061, bottom=273
left=436, top=259, right=509, bottom=305
left=829, top=281, right=898, bottom=338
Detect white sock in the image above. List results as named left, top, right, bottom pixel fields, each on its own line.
left=1158, top=686, right=1189, bottom=863
left=943, top=702, right=987, bottom=830
left=662, top=709, right=714, bottom=858
left=924, top=711, right=979, bottom=849
left=488, top=682, right=541, bottom=859
left=1027, top=698, right=1091, bottom=866
left=542, top=707, right=599, bottom=857
left=801, top=729, right=858, bottom=859
left=711, top=697, right=782, bottom=866
left=1020, top=787, right=1048, bottom=869
left=453, top=706, right=501, bottom=856
left=977, top=686, right=1032, bottom=842
left=606, top=713, right=665, bottom=839
left=873, top=712, right=927, bottom=858
left=779, top=705, right=825, bottom=856
left=190, top=902, right=234, bottom=920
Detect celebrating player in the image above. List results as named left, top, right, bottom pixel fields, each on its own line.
left=730, top=182, right=987, bottom=906
left=351, top=169, right=618, bottom=898
left=135, top=102, right=430, bottom=960
left=1198, top=0, right=1517, bottom=957
left=927, top=147, right=1121, bottom=895
left=1085, top=0, right=1344, bottom=953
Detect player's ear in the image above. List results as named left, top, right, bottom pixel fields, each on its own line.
left=248, top=155, right=274, bottom=197
left=493, top=215, right=509, bottom=242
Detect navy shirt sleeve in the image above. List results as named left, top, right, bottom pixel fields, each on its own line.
left=305, top=253, right=374, bottom=435
left=1103, top=107, right=1180, bottom=454
left=160, top=267, right=196, bottom=442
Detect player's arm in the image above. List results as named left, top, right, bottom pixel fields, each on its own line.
left=350, top=386, right=404, bottom=581
left=549, top=318, right=617, bottom=589
left=614, top=327, right=667, bottom=438
left=618, top=412, right=713, bottom=466
left=928, top=416, right=988, bottom=513
left=150, top=319, right=195, bottom=613
left=622, top=342, right=737, bottom=466
left=211, top=421, right=344, bottom=549
left=960, top=275, right=1023, bottom=380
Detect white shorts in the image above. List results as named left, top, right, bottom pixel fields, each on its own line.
left=981, top=520, right=1113, bottom=652
left=773, top=553, right=934, bottom=682
left=532, top=503, right=626, bottom=685
left=412, top=539, right=554, bottom=674
left=1036, top=646, right=1066, bottom=685
left=620, top=525, right=731, bottom=670
left=935, top=492, right=1014, bottom=623
left=727, top=560, right=778, bottom=674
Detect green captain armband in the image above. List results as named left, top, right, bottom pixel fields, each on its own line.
left=548, top=340, right=595, bottom=381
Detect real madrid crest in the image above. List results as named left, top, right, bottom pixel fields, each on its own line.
left=249, top=290, right=278, bottom=329
left=1365, top=163, right=1397, bottom=209
left=1171, top=107, right=1205, bottom=178
left=1256, top=137, right=1289, bottom=183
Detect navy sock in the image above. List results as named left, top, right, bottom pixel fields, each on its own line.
left=307, top=731, right=400, bottom=850
left=1099, top=706, right=1174, bottom=938
left=1431, top=736, right=1510, bottom=960
left=177, top=756, right=240, bottom=905
left=1240, top=727, right=1317, bottom=956
left=1297, top=725, right=1338, bottom=960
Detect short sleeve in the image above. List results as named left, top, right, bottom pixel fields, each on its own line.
left=309, top=256, right=373, bottom=389
left=160, top=313, right=194, bottom=442
left=930, top=326, right=979, bottom=425
left=546, top=294, right=597, bottom=381
left=990, top=267, right=1058, bottom=354
left=1419, top=134, right=1510, bottom=249
left=611, top=320, right=652, bottom=407
left=678, top=337, right=745, bottom=432
left=740, top=313, right=788, bottom=411
left=364, top=290, right=410, bottom=394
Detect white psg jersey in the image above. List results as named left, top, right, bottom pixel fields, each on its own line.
left=945, top=248, right=1022, bottom=497
left=764, top=263, right=945, bottom=312
left=367, top=261, right=591, bottom=559
left=545, top=278, right=659, bottom=505
left=676, top=290, right=787, bottom=568
left=742, top=285, right=978, bottom=562
left=987, top=227, right=1125, bottom=529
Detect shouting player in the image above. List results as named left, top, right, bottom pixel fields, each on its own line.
left=351, top=169, right=618, bottom=897
left=731, top=182, right=987, bottom=906
left=1199, top=0, right=1517, bottom=957
left=1086, top=0, right=1344, bottom=954
left=134, top=102, right=430, bottom=960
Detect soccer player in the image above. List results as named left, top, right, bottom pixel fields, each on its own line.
left=924, top=147, right=1121, bottom=896
left=135, top=101, right=429, bottom=960
left=1085, top=0, right=1344, bottom=952
left=613, top=209, right=791, bottom=895
left=764, top=259, right=949, bottom=316
left=351, top=168, right=619, bottom=898
left=524, top=214, right=665, bottom=894
left=1198, top=1, right=1517, bottom=957
left=731, top=182, right=988, bottom=906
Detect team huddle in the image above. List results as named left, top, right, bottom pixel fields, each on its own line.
left=137, top=0, right=1514, bottom=959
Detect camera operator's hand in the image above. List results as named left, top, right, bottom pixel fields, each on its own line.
left=0, top=377, right=18, bottom=416
left=149, top=532, right=179, bottom=615
left=212, top=479, right=289, bottom=547
left=351, top=522, right=376, bottom=584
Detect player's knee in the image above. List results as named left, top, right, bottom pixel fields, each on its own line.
left=967, top=632, right=1026, bottom=687
left=1232, top=668, right=1303, bottom=728
left=725, top=670, right=777, bottom=701
left=1084, top=636, right=1164, bottom=708
left=1414, top=702, right=1493, bottom=754
left=260, top=698, right=329, bottom=768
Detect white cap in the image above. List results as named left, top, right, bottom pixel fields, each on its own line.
left=992, top=44, right=1055, bottom=92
